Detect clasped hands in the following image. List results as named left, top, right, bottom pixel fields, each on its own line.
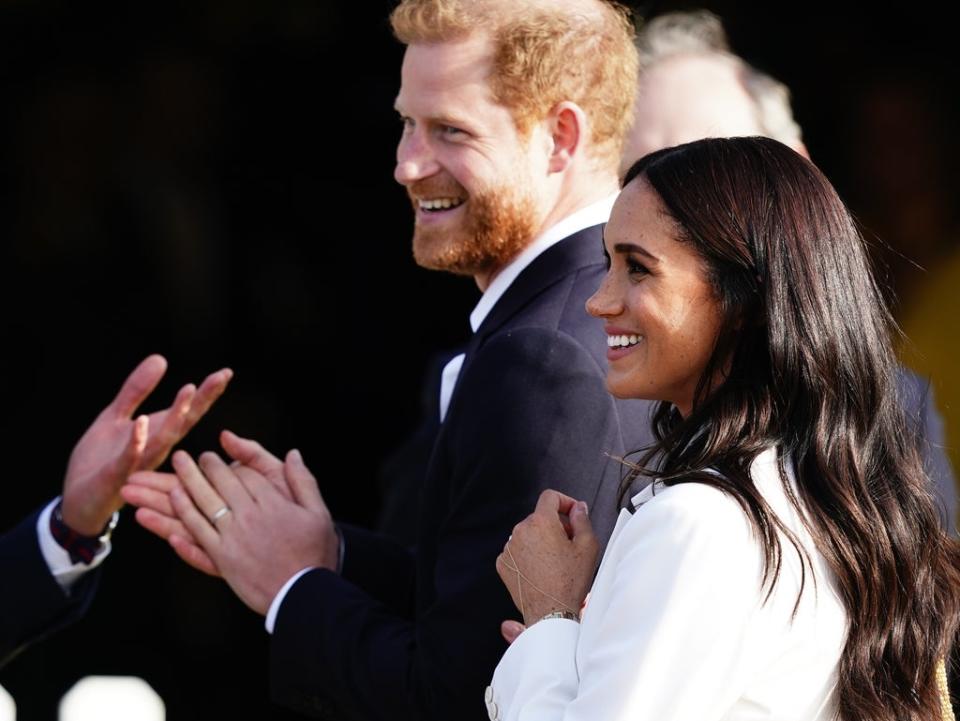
left=495, top=490, right=599, bottom=643
left=121, top=430, right=339, bottom=615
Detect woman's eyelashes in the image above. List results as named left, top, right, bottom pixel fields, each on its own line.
left=601, top=248, right=650, bottom=279
left=625, top=255, right=650, bottom=279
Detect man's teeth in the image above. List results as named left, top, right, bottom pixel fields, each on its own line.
left=418, top=197, right=465, bottom=211
left=607, top=334, right=642, bottom=349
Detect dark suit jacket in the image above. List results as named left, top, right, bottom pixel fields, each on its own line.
left=899, top=368, right=957, bottom=534
left=269, top=226, right=655, bottom=720
left=0, top=507, right=99, bottom=667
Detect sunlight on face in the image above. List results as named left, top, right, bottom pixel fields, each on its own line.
left=394, top=34, right=547, bottom=279
left=586, top=178, right=724, bottom=415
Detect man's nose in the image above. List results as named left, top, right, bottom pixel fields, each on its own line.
left=394, top=132, right=439, bottom=185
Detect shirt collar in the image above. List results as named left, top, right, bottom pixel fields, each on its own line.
left=468, top=193, right=618, bottom=333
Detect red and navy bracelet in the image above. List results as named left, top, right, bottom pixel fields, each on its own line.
left=49, top=501, right=118, bottom=565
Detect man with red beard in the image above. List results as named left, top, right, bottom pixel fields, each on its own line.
left=123, top=1, right=652, bottom=719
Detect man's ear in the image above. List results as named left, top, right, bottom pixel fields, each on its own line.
left=546, top=101, right=586, bottom=173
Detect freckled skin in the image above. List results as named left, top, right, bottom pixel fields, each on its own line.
left=586, top=179, right=724, bottom=416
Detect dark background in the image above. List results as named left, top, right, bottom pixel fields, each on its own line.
left=0, top=1, right=957, bottom=718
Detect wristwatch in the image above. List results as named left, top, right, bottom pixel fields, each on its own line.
left=537, top=610, right=580, bottom=623
left=50, top=500, right=119, bottom=565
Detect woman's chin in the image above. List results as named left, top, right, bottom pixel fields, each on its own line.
left=605, top=376, right=652, bottom=403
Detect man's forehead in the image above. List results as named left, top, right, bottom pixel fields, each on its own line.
left=395, top=34, right=495, bottom=111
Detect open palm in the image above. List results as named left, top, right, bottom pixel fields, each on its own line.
left=62, top=355, right=232, bottom=535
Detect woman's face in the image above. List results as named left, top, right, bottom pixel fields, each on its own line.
left=586, top=178, right=725, bottom=416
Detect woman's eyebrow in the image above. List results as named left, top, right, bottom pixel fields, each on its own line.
left=613, top=242, right=660, bottom=264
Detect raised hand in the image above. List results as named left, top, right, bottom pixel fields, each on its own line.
left=62, top=355, right=232, bottom=536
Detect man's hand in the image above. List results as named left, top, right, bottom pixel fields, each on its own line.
left=61, top=355, right=232, bottom=536
left=121, top=469, right=221, bottom=576
left=164, top=445, right=338, bottom=615
left=122, top=430, right=298, bottom=577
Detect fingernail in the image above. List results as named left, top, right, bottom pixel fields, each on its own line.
left=579, top=501, right=589, bottom=516
left=290, top=449, right=303, bottom=463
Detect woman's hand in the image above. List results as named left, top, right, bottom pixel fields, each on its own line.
left=496, top=490, right=600, bottom=627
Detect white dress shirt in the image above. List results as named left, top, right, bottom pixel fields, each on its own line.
left=487, top=448, right=847, bottom=721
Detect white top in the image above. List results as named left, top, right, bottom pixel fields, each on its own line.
left=438, top=194, right=618, bottom=423
left=487, top=448, right=847, bottom=721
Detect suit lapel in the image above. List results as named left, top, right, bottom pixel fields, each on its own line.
left=475, top=224, right=605, bottom=344
left=441, top=224, right=606, bottom=424
left=470, top=224, right=604, bottom=364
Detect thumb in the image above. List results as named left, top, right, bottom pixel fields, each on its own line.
left=284, top=449, right=326, bottom=511
left=569, top=501, right=594, bottom=543
left=501, top=620, right=526, bottom=645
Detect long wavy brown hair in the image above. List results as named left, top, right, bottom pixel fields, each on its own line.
left=622, top=136, right=960, bottom=721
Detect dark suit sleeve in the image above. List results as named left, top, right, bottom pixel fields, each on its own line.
left=338, top=524, right=416, bottom=615
left=898, top=368, right=958, bottom=534
left=269, top=328, right=628, bottom=721
left=0, top=508, right=99, bottom=667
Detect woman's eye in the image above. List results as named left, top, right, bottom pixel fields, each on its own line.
left=627, top=258, right=649, bottom=277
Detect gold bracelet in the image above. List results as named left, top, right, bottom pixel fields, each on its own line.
left=538, top=610, right=580, bottom=623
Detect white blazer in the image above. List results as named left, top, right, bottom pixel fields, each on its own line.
left=487, top=448, right=847, bottom=721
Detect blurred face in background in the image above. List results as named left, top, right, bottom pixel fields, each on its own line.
left=620, top=54, right=763, bottom=177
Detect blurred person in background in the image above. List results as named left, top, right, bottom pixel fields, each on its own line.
left=844, top=75, right=960, bottom=495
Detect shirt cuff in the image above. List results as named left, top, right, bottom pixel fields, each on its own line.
left=36, top=497, right=112, bottom=593
left=265, top=567, right=316, bottom=634
left=488, top=617, right=581, bottom=719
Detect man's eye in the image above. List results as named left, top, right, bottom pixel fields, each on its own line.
left=439, top=125, right=466, bottom=137
left=399, top=116, right=414, bottom=132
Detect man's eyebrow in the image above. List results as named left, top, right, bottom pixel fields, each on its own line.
left=392, top=103, right=473, bottom=130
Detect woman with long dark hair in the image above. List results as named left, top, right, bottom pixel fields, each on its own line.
left=487, top=136, right=960, bottom=721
